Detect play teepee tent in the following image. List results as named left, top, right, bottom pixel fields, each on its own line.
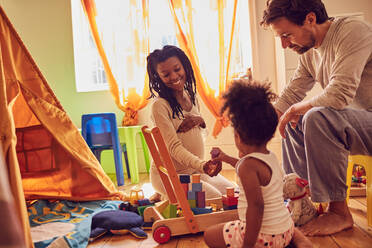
left=0, top=6, right=124, bottom=247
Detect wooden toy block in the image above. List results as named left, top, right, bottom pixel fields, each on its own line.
left=138, top=198, right=152, bottom=206
left=222, top=194, right=238, bottom=206
left=223, top=204, right=237, bottom=210
left=188, top=199, right=196, bottom=208
left=181, top=183, right=189, bottom=196
left=138, top=205, right=153, bottom=216
left=180, top=174, right=191, bottom=183
left=162, top=203, right=177, bottom=219
left=191, top=207, right=213, bottom=215
left=187, top=191, right=196, bottom=200
left=196, top=191, right=206, bottom=208
left=192, top=183, right=202, bottom=192
left=192, top=174, right=201, bottom=183
left=226, top=187, right=235, bottom=198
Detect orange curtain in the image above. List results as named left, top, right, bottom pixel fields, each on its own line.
left=169, top=0, right=250, bottom=138
left=81, top=0, right=150, bottom=126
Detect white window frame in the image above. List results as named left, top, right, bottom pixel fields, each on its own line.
left=71, top=0, right=109, bottom=92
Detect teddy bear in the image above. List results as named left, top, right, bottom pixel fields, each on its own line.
left=283, top=173, right=318, bottom=226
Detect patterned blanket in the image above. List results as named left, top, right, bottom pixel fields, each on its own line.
left=28, top=200, right=122, bottom=248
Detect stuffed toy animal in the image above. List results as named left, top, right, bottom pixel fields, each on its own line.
left=283, top=173, right=318, bottom=226
left=90, top=210, right=147, bottom=241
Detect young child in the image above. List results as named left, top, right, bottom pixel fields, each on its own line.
left=203, top=79, right=312, bottom=248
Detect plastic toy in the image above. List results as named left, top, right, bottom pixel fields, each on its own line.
left=141, top=126, right=239, bottom=244
left=283, top=173, right=318, bottom=226
left=129, top=189, right=144, bottom=205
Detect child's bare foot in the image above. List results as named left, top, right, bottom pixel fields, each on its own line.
left=299, top=201, right=353, bottom=236
left=291, top=228, right=313, bottom=248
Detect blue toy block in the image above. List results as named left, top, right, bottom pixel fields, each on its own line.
left=179, top=174, right=191, bottom=183
left=191, top=207, right=213, bottom=215
left=223, top=204, right=237, bottom=210
left=138, top=199, right=152, bottom=206
left=192, top=183, right=202, bottom=192
left=187, top=191, right=196, bottom=200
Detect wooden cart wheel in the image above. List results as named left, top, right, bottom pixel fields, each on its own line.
left=153, top=226, right=171, bottom=244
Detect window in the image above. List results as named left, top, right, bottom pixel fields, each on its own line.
left=70, top=0, right=251, bottom=93
left=71, top=0, right=179, bottom=93
left=71, top=0, right=108, bottom=92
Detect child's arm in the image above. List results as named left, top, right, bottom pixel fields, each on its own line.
left=238, top=158, right=264, bottom=248
left=210, top=147, right=239, bottom=167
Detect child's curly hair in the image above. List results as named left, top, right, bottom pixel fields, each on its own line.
left=221, top=79, right=278, bottom=146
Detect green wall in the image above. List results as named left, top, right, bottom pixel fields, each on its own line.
left=1, top=0, right=123, bottom=128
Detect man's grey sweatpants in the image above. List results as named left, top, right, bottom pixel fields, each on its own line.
left=282, top=107, right=372, bottom=203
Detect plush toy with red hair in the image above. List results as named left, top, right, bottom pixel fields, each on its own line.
left=283, top=173, right=318, bottom=226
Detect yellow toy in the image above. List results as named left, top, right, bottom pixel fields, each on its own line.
left=129, top=189, right=144, bottom=205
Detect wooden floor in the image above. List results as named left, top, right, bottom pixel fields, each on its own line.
left=88, top=171, right=372, bottom=248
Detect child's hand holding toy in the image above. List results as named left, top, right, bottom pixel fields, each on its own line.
left=203, top=148, right=223, bottom=176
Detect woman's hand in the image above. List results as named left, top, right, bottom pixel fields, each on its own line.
left=177, top=114, right=206, bottom=133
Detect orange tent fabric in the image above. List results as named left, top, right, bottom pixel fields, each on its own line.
left=0, top=6, right=124, bottom=247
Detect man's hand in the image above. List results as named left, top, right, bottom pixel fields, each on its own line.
left=177, top=114, right=206, bottom=133
left=278, top=100, right=313, bottom=138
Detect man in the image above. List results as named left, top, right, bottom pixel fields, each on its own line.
left=261, top=0, right=372, bottom=236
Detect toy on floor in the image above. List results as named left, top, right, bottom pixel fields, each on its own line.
left=89, top=210, right=147, bottom=241
left=283, top=173, right=318, bottom=226
left=119, top=198, right=155, bottom=217
left=141, top=126, right=239, bottom=244
left=352, top=164, right=367, bottom=186
left=222, top=187, right=238, bottom=210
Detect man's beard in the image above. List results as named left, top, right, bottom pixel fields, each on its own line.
left=290, top=33, right=316, bottom=54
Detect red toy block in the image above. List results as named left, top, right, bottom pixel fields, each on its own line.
left=181, top=183, right=188, bottom=197
left=196, top=191, right=205, bottom=208
left=222, top=194, right=238, bottom=206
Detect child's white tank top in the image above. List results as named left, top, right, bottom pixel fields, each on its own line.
left=236, top=152, right=293, bottom=234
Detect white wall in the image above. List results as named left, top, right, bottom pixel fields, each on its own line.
left=274, top=1, right=371, bottom=98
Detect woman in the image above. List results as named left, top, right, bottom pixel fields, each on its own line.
left=146, top=45, right=236, bottom=200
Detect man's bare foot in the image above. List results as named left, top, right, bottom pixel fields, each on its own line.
left=291, top=228, right=313, bottom=248
left=299, top=201, right=353, bottom=236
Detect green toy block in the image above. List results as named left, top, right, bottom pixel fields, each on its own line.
left=161, top=203, right=177, bottom=219
left=137, top=205, right=153, bottom=217
left=188, top=199, right=196, bottom=208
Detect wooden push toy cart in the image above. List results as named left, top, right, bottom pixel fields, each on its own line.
left=141, top=126, right=238, bottom=244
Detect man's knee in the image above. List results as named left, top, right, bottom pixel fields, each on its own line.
left=302, top=107, right=328, bottom=134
